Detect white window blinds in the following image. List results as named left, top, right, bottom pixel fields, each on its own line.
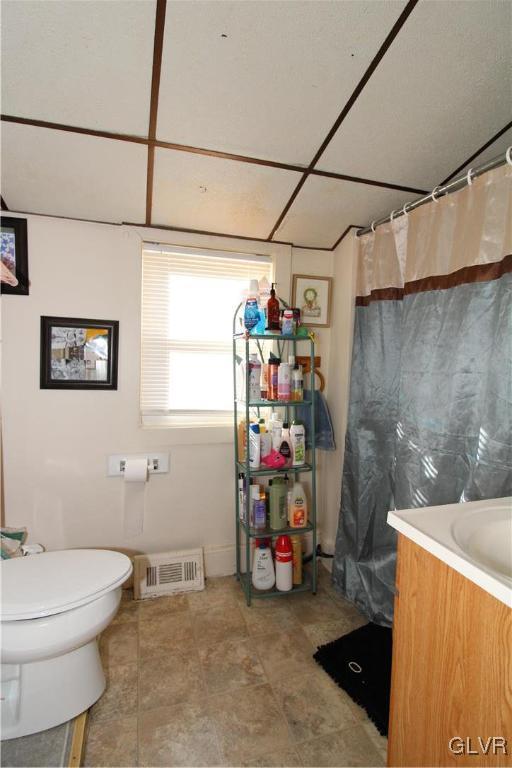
left=141, top=244, right=273, bottom=427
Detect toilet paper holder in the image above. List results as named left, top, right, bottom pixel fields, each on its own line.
left=107, top=453, right=169, bottom=477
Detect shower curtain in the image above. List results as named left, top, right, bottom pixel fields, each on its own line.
left=332, top=164, right=512, bottom=626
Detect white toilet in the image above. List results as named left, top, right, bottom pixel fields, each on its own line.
left=0, top=549, right=132, bottom=739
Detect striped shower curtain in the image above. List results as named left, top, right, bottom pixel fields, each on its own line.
left=332, top=164, right=512, bottom=626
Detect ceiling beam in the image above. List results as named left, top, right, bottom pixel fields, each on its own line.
left=146, top=0, right=167, bottom=226
left=330, top=224, right=363, bottom=251
left=440, top=121, right=512, bottom=185
left=266, top=0, right=420, bottom=241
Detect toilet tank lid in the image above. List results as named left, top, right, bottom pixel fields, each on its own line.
left=1, top=549, right=133, bottom=620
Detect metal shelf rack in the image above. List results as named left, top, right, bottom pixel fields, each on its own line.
left=232, top=303, right=317, bottom=606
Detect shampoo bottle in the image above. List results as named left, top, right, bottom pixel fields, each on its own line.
left=269, top=476, right=288, bottom=530
left=290, top=420, right=306, bottom=466
left=289, top=481, right=308, bottom=528
left=252, top=541, right=275, bottom=590
left=277, top=362, right=291, bottom=401
left=278, top=422, right=292, bottom=468
left=248, top=353, right=261, bottom=401
left=249, top=423, right=261, bottom=469
left=252, top=485, right=267, bottom=530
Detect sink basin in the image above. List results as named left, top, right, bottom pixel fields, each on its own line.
left=452, top=504, right=512, bottom=581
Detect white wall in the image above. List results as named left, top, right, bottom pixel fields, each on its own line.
left=322, top=231, right=358, bottom=554
left=1, top=213, right=346, bottom=574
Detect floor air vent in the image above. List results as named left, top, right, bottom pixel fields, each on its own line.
left=133, top=548, right=204, bottom=599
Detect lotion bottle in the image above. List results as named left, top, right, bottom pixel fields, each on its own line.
left=252, top=541, right=275, bottom=590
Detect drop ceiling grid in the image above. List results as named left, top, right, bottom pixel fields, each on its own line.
left=0, top=0, right=156, bottom=136
left=275, top=175, right=410, bottom=249
left=151, top=147, right=302, bottom=239
left=316, top=0, right=512, bottom=189
left=156, top=0, right=408, bottom=165
left=1, top=122, right=148, bottom=224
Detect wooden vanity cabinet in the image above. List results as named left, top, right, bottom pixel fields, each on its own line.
left=388, top=534, right=512, bottom=767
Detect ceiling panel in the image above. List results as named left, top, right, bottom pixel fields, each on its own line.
left=274, top=176, right=408, bottom=248
left=1, top=0, right=155, bottom=136
left=445, top=127, right=512, bottom=181
left=1, top=123, right=147, bottom=223
left=317, top=0, right=511, bottom=189
left=152, top=148, right=301, bottom=239
left=157, top=0, right=407, bottom=165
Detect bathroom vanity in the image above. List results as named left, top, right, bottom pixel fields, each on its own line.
left=387, top=498, right=512, bottom=767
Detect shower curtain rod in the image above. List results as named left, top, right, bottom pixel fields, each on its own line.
left=357, top=148, right=511, bottom=236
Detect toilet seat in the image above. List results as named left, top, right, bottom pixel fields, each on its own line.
left=1, top=549, right=132, bottom=621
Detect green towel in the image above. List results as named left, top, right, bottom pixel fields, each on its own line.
left=1, top=527, right=27, bottom=559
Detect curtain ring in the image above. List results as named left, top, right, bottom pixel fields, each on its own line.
left=402, top=202, right=411, bottom=216
left=370, top=221, right=376, bottom=233
left=467, top=168, right=474, bottom=186
left=506, top=147, right=512, bottom=166
left=431, top=186, right=441, bottom=202
left=390, top=209, right=397, bottom=221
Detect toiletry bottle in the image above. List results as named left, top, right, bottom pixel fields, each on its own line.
left=288, top=355, right=295, bottom=368
left=278, top=422, right=292, bottom=467
left=238, top=473, right=246, bottom=521
left=267, top=282, right=280, bottom=331
left=270, top=413, right=283, bottom=451
left=249, top=423, right=261, bottom=469
left=281, top=308, right=295, bottom=335
left=252, top=540, right=275, bottom=590
left=277, top=362, right=291, bottom=401
left=251, top=485, right=267, bottom=530
left=289, top=481, right=308, bottom=528
left=259, top=420, right=272, bottom=461
left=244, top=279, right=260, bottom=333
left=291, top=364, right=303, bottom=401
left=269, top=476, right=288, bottom=530
left=260, top=362, right=269, bottom=399
left=291, top=536, right=303, bottom=585
left=268, top=356, right=280, bottom=400
left=275, top=535, right=293, bottom=591
left=290, top=420, right=306, bottom=466
left=248, top=352, right=261, bottom=401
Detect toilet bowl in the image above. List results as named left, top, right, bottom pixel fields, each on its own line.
left=0, top=549, right=132, bottom=739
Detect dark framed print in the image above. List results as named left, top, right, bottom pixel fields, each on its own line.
left=1, top=216, right=29, bottom=295
left=40, top=316, right=119, bottom=390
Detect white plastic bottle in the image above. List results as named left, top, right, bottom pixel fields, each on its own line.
left=248, top=353, right=261, bottom=401
left=259, top=421, right=272, bottom=461
left=249, top=423, right=260, bottom=468
left=270, top=412, right=283, bottom=451
left=289, top=481, right=308, bottom=528
left=252, top=541, right=275, bottom=590
left=290, top=420, right=306, bottom=466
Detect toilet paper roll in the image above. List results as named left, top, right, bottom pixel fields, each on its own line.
left=123, top=459, right=148, bottom=537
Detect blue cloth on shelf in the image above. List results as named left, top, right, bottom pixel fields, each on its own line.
left=296, top=389, right=336, bottom=451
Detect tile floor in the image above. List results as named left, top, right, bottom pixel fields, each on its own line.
left=84, top=566, right=388, bottom=767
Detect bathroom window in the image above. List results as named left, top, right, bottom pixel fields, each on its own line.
left=141, top=244, right=273, bottom=428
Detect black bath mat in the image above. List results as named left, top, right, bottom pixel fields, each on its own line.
left=313, top=622, right=392, bottom=736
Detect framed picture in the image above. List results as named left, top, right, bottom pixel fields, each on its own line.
left=292, top=274, right=333, bottom=327
left=40, top=316, right=119, bottom=390
left=1, top=216, right=29, bottom=295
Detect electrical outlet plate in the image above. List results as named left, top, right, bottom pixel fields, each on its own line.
left=107, top=452, right=169, bottom=477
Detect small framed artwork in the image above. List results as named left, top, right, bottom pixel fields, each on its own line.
left=292, top=274, right=333, bottom=327
left=1, top=216, right=29, bottom=295
left=40, top=316, right=119, bottom=390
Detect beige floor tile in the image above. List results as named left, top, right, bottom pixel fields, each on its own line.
left=302, top=616, right=366, bottom=649
left=138, top=592, right=189, bottom=620
left=238, top=599, right=303, bottom=637
left=208, top=684, right=291, bottom=764
left=89, top=662, right=138, bottom=723
left=289, top=592, right=349, bottom=626
left=252, top=629, right=317, bottom=678
left=139, top=612, right=194, bottom=660
left=187, top=586, right=240, bottom=612
left=235, top=747, right=303, bottom=767
left=199, top=637, right=266, bottom=694
left=191, top=604, right=248, bottom=648
left=274, top=671, right=356, bottom=743
left=84, top=715, right=138, bottom=767
left=139, top=700, right=221, bottom=767
left=298, top=723, right=385, bottom=767
left=362, top=719, right=388, bottom=762
left=99, top=623, right=138, bottom=669
left=139, top=649, right=206, bottom=711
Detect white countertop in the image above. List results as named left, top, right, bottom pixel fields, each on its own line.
left=387, top=497, right=512, bottom=608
